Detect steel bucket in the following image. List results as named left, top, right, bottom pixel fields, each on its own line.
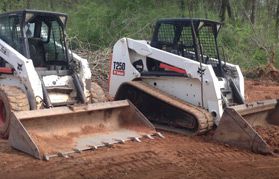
left=8, top=100, right=156, bottom=160
left=213, top=99, right=279, bottom=154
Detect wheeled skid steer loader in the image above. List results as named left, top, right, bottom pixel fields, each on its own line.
left=109, top=18, right=279, bottom=154
left=0, top=10, right=158, bottom=160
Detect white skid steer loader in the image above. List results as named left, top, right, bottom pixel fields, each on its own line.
left=0, top=10, right=158, bottom=160
left=109, top=18, right=279, bottom=154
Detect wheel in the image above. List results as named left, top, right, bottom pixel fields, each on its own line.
left=90, top=82, right=107, bottom=103
left=0, top=86, right=29, bottom=139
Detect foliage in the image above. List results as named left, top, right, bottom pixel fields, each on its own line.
left=0, top=0, right=278, bottom=69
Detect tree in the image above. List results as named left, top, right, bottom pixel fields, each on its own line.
left=219, top=0, right=233, bottom=22
left=26, top=0, right=31, bottom=8
left=179, top=0, right=185, bottom=17
left=250, top=0, right=257, bottom=24
left=276, top=0, right=279, bottom=39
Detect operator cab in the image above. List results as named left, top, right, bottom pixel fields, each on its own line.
left=148, top=18, right=223, bottom=77
left=0, top=10, right=69, bottom=70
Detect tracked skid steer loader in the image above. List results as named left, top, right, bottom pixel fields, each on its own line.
left=0, top=10, right=158, bottom=160
left=109, top=18, right=279, bottom=154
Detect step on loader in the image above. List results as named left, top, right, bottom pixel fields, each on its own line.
left=109, top=18, right=279, bottom=154
left=0, top=10, right=158, bottom=160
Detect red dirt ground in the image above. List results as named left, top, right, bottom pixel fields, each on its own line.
left=245, top=79, right=279, bottom=102
left=0, top=79, right=278, bottom=179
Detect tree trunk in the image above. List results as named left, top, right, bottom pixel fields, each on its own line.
left=276, top=0, right=279, bottom=39
left=26, top=0, right=31, bottom=8
left=250, top=0, right=257, bottom=24
left=187, top=0, right=194, bottom=17
left=50, top=0, right=54, bottom=10
left=219, top=0, right=233, bottom=22
left=203, top=0, right=208, bottom=19
left=219, top=0, right=227, bottom=22
left=179, top=0, right=185, bottom=17
left=267, top=0, right=274, bottom=18
left=226, top=0, right=233, bottom=19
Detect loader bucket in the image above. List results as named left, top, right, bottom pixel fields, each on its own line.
left=213, top=99, right=279, bottom=154
left=8, top=100, right=156, bottom=160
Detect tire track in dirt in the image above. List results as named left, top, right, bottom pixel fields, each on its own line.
left=73, top=151, right=170, bottom=179
left=1, top=131, right=279, bottom=178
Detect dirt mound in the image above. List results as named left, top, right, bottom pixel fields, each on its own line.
left=255, top=126, right=279, bottom=153
left=245, top=63, right=279, bottom=83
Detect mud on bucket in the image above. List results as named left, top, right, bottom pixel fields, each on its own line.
left=8, top=100, right=156, bottom=159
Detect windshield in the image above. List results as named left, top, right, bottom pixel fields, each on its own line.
left=25, top=15, right=68, bottom=68
left=0, top=15, right=24, bottom=55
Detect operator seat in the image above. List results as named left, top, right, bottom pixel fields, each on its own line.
left=28, top=38, right=46, bottom=67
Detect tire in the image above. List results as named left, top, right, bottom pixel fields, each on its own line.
left=0, top=86, right=29, bottom=139
left=90, top=82, right=107, bottom=103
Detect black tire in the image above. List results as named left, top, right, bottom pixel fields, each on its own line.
left=0, top=86, right=29, bottom=139
left=90, top=82, right=107, bottom=103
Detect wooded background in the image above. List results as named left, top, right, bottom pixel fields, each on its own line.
left=0, top=0, right=279, bottom=69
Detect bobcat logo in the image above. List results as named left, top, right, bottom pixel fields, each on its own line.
left=17, top=63, right=23, bottom=71
left=0, top=44, right=7, bottom=56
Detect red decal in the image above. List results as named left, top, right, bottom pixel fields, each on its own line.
left=0, top=67, right=13, bottom=74
left=159, top=63, right=187, bottom=74
left=113, top=70, right=125, bottom=76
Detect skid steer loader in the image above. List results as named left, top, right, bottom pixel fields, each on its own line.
left=0, top=10, right=159, bottom=160
left=109, top=18, right=279, bottom=154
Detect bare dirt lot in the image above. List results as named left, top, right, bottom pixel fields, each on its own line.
left=0, top=79, right=279, bottom=179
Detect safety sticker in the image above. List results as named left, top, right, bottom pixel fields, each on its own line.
left=113, top=61, right=125, bottom=76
